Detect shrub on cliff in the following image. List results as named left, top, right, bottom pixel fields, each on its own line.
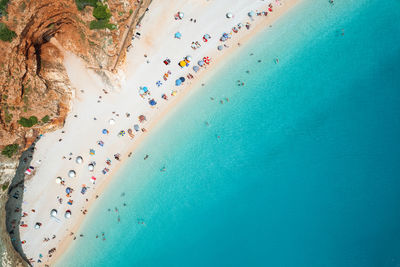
left=0, top=22, right=16, bottom=42
left=75, top=0, right=97, bottom=11
left=90, top=19, right=116, bottom=30
left=17, top=116, right=38, bottom=127
left=1, top=144, right=19, bottom=158
left=41, top=115, right=50, bottom=123
left=93, top=3, right=111, bottom=20
left=0, top=0, right=9, bottom=16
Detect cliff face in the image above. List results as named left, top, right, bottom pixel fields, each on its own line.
left=0, top=0, right=151, bottom=265
left=0, top=0, right=148, bottom=150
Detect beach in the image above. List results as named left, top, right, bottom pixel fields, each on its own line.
left=12, top=0, right=299, bottom=265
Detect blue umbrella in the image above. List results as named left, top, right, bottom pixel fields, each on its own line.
left=174, top=32, right=182, bottom=38
left=102, top=129, right=108, bottom=134
left=66, top=187, right=71, bottom=194
left=175, top=79, right=182, bottom=86
left=198, top=60, right=205, bottom=67
left=193, top=66, right=199, bottom=72
left=142, top=86, right=148, bottom=92
left=149, top=99, right=157, bottom=106
left=179, top=77, right=185, bottom=82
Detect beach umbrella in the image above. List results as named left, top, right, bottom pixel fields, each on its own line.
left=109, top=119, right=115, bottom=125
left=102, top=129, right=108, bottom=134
left=179, top=60, right=187, bottom=67
left=198, top=60, right=205, bottom=67
left=179, top=77, right=185, bottom=82
left=193, top=66, right=200, bottom=72
left=65, top=210, right=71, bottom=219
left=149, top=99, right=157, bottom=106
left=171, top=90, right=177, bottom=96
left=50, top=209, right=58, bottom=217
left=68, top=170, right=76, bottom=178
left=134, top=124, right=140, bottom=131
left=34, top=223, right=41, bottom=229
left=185, top=55, right=192, bottom=62
left=143, top=86, right=148, bottom=92
left=217, top=45, right=223, bottom=51
left=66, top=187, right=72, bottom=194
left=178, top=11, right=184, bottom=19
left=139, top=115, right=146, bottom=122
left=55, top=177, right=62, bottom=184
left=174, top=32, right=182, bottom=39
left=75, top=156, right=83, bottom=164
left=90, top=176, right=96, bottom=184
left=88, top=164, right=94, bottom=171
left=175, top=79, right=182, bottom=86
left=226, top=12, right=233, bottom=18
left=248, top=11, right=255, bottom=17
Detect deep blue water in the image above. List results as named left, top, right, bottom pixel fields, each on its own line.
left=59, top=0, right=400, bottom=266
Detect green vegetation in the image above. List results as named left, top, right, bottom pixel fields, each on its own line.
left=17, top=116, right=38, bottom=127
left=19, top=1, right=26, bottom=12
left=0, top=0, right=9, bottom=16
left=129, top=9, right=133, bottom=15
left=93, top=3, right=111, bottom=20
left=76, top=0, right=115, bottom=30
left=1, top=144, right=19, bottom=158
left=90, top=19, right=115, bottom=30
left=41, top=115, right=50, bottom=123
left=75, top=0, right=97, bottom=11
left=2, top=182, right=9, bottom=191
left=0, top=22, right=16, bottom=42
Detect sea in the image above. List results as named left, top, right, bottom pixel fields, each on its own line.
left=57, top=0, right=400, bottom=266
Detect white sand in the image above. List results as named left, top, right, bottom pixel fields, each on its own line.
left=17, top=0, right=299, bottom=265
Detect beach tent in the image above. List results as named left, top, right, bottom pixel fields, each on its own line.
left=217, top=45, right=223, bottom=51
left=248, top=11, right=255, bottom=17
left=68, top=170, right=76, bottom=178
left=174, top=32, right=182, bottom=39
left=134, top=124, right=140, bottom=131
left=34, top=223, right=41, bottom=229
left=76, top=156, right=83, bottom=164
left=65, top=210, right=71, bottom=219
left=226, top=12, right=233, bottom=18
left=55, top=177, right=62, bottom=184
left=198, top=60, right=205, bottom=67
left=109, top=119, right=115, bottom=125
left=178, top=12, right=184, bottom=19
left=175, top=79, right=182, bottom=86
left=88, top=164, right=94, bottom=171
left=179, top=77, right=185, bottom=82
left=193, top=66, right=200, bottom=72
left=102, top=129, right=109, bottom=134
left=90, top=149, right=95, bottom=155
left=185, top=55, right=192, bottom=62
left=149, top=99, right=157, bottom=106
left=90, top=176, right=96, bottom=184
left=50, top=209, right=58, bottom=217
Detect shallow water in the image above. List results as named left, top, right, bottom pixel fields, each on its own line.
left=58, top=0, right=400, bottom=266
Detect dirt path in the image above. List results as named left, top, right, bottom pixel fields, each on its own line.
left=111, top=0, right=152, bottom=71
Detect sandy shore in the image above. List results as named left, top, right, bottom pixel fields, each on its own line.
left=14, top=0, right=300, bottom=265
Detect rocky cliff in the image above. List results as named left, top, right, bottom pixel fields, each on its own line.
left=0, top=0, right=151, bottom=265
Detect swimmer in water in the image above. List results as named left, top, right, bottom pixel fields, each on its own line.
left=144, top=154, right=149, bottom=160
left=160, top=166, right=166, bottom=172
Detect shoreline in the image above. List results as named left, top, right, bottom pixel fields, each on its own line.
left=14, top=0, right=300, bottom=265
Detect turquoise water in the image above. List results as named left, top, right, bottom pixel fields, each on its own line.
left=58, top=0, right=400, bottom=266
